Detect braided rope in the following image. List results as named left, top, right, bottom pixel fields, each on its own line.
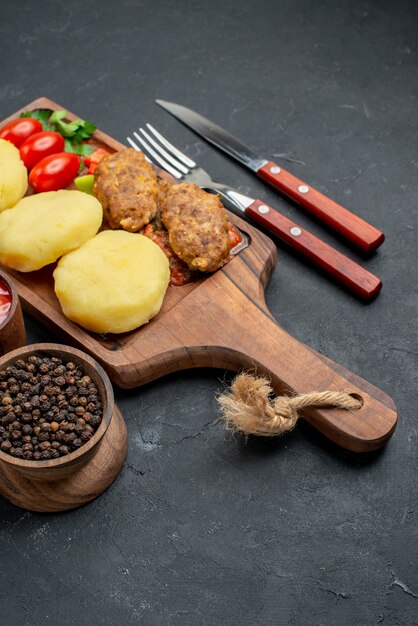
left=218, top=373, right=363, bottom=437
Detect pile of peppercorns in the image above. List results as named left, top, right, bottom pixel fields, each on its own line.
left=0, top=354, right=103, bottom=461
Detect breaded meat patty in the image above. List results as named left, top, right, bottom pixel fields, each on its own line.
left=94, top=148, right=159, bottom=232
left=161, top=183, right=230, bottom=272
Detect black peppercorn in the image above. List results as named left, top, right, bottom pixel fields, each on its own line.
left=62, top=432, right=77, bottom=444
left=0, top=354, right=102, bottom=461
left=75, top=423, right=84, bottom=435
left=89, top=415, right=102, bottom=428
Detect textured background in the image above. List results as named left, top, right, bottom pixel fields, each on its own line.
left=0, top=0, right=417, bottom=624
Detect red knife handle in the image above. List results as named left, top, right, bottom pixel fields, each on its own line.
left=245, top=199, right=382, bottom=300
left=257, top=161, right=384, bottom=253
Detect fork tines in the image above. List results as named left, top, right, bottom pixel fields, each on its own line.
left=127, top=124, right=196, bottom=180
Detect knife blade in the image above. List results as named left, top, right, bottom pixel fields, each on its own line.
left=156, top=99, right=385, bottom=253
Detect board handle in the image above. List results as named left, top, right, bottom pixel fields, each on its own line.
left=214, top=292, right=397, bottom=452
left=102, top=276, right=397, bottom=452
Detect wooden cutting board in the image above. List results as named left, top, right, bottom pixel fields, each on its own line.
left=0, top=98, right=397, bottom=452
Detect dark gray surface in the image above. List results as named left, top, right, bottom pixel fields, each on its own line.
left=0, top=0, right=417, bottom=624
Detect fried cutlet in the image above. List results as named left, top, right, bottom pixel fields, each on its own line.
left=161, top=182, right=230, bottom=272
left=93, top=148, right=159, bottom=232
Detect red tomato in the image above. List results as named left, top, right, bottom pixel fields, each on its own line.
left=19, top=131, right=65, bottom=170
left=0, top=118, right=43, bottom=147
left=29, top=152, right=80, bottom=192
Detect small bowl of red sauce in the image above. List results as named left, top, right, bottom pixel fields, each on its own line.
left=0, top=269, right=26, bottom=356
left=0, top=279, right=13, bottom=323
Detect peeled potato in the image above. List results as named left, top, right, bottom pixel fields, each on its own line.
left=53, top=230, right=170, bottom=334
left=0, top=138, right=28, bottom=211
left=0, top=190, right=103, bottom=272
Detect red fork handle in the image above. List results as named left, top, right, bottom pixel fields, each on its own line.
left=257, top=161, right=385, bottom=253
left=245, top=199, right=382, bottom=301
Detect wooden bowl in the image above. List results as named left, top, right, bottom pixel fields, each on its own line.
left=0, top=269, right=26, bottom=356
left=0, top=343, right=128, bottom=512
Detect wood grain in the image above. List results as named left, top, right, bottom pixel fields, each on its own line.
left=0, top=98, right=397, bottom=452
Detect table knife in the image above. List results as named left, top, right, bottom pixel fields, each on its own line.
left=156, top=99, right=385, bottom=253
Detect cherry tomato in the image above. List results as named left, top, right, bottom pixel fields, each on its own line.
left=19, top=131, right=65, bottom=170
left=29, top=152, right=80, bottom=193
left=0, top=118, right=43, bottom=147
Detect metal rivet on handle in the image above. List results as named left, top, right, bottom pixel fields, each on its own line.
left=298, top=184, right=309, bottom=193
left=290, top=227, right=302, bottom=236
left=258, top=205, right=270, bottom=214
left=270, top=166, right=281, bottom=174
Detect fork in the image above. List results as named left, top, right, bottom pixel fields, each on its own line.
left=127, top=125, right=382, bottom=301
